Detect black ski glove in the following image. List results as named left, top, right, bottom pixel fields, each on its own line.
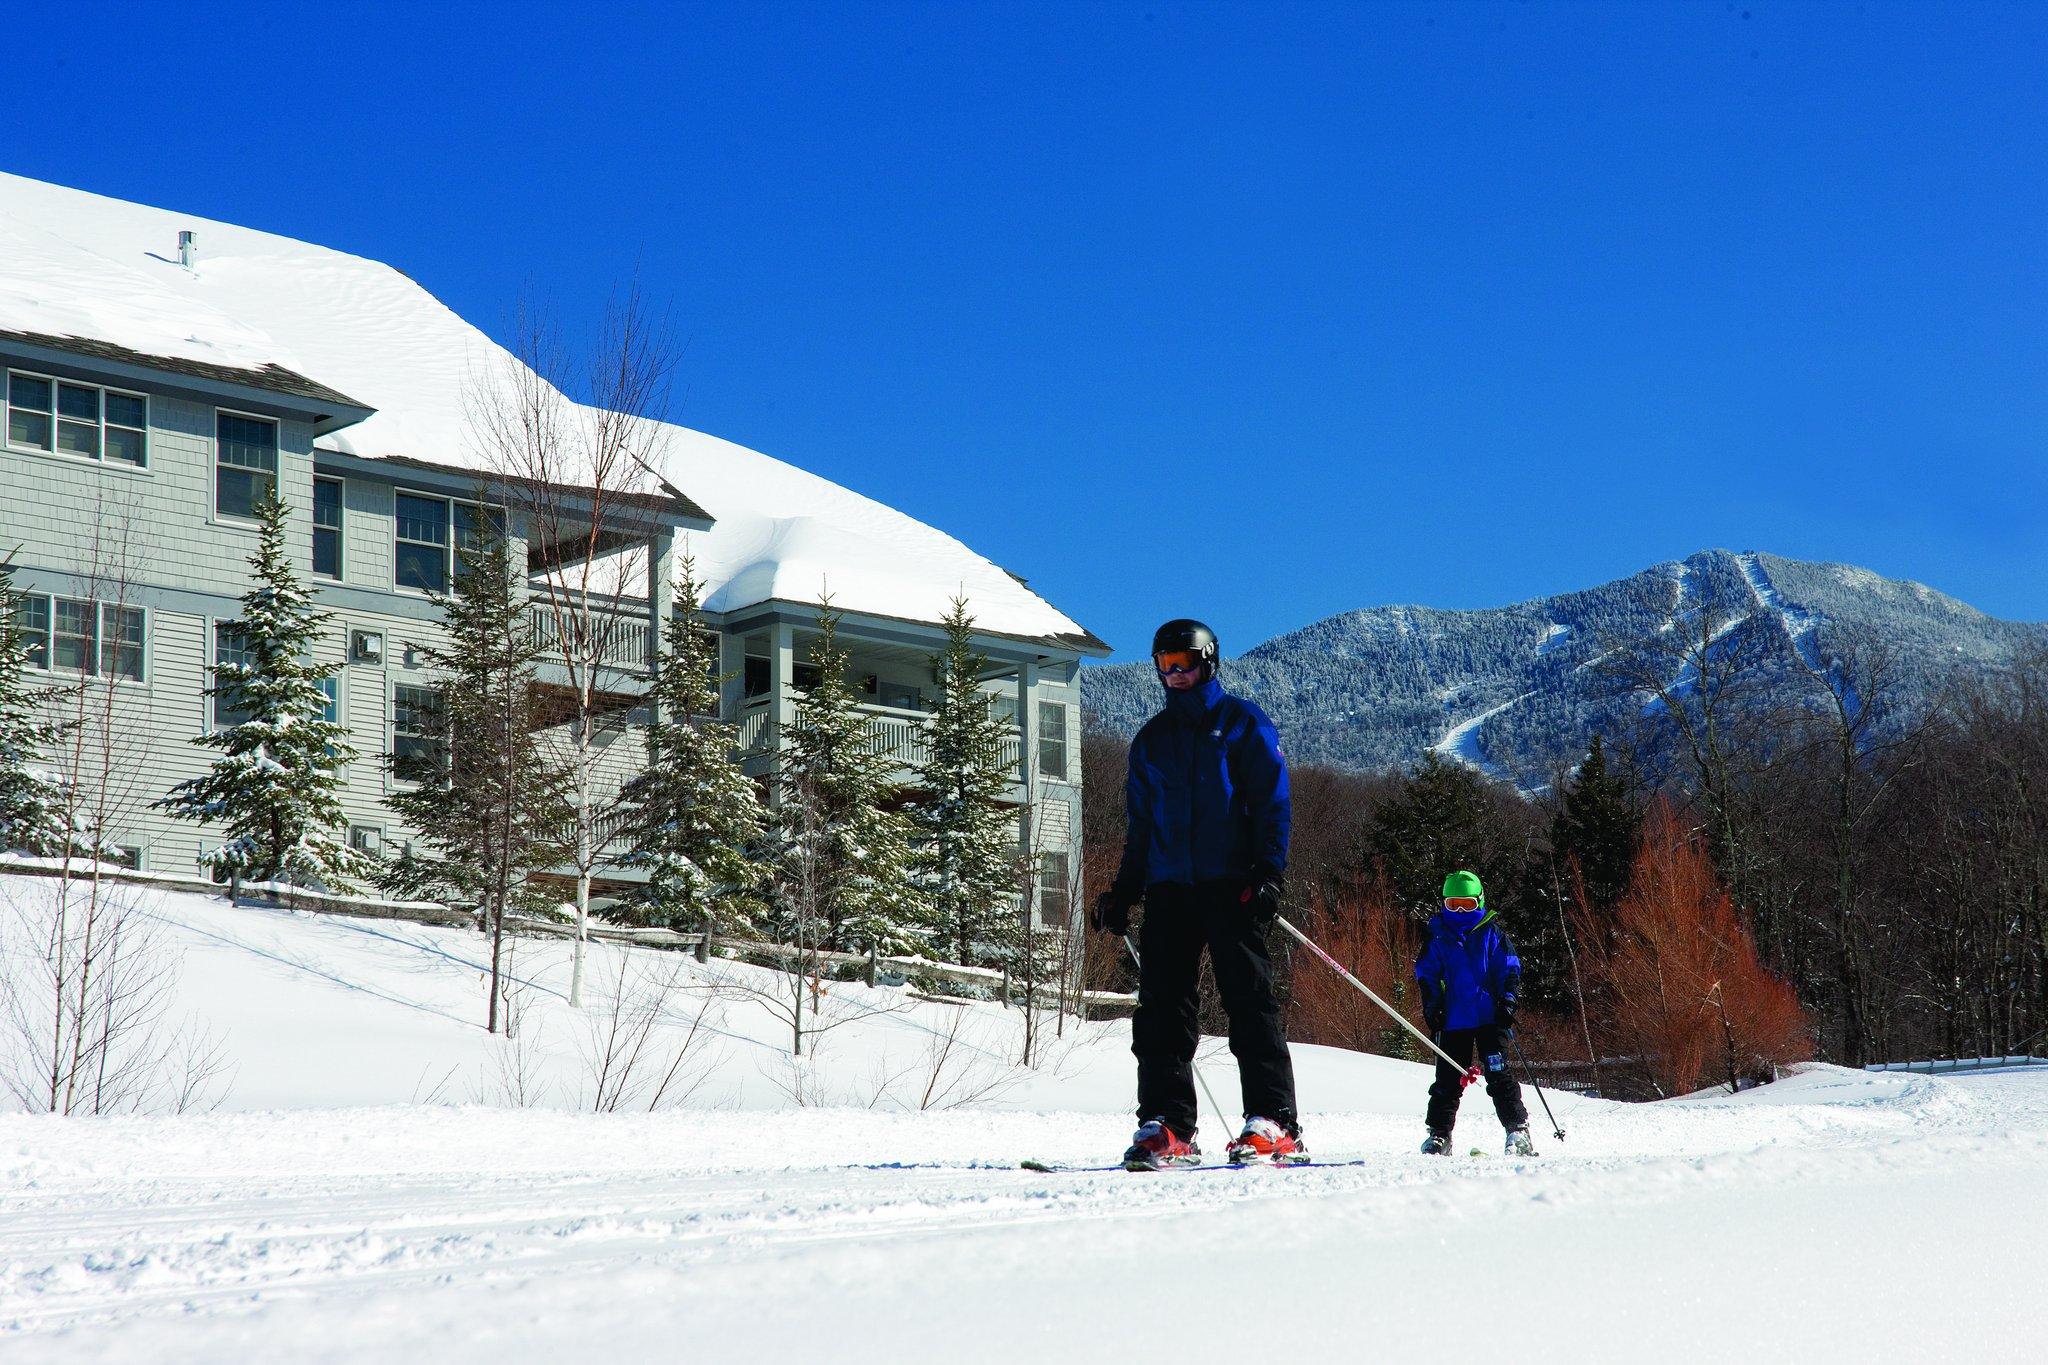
left=1240, top=873, right=1284, bottom=928
left=1090, top=890, right=1132, bottom=937
left=1499, top=985, right=1519, bottom=1033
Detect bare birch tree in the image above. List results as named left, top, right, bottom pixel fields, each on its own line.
left=469, top=286, right=676, bottom=1007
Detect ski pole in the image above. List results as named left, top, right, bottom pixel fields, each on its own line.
left=1510, top=1029, right=1565, bottom=1142
left=1124, top=935, right=1230, bottom=1127
left=1274, top=918, right=1482, bottom=1089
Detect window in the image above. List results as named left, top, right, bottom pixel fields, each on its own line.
left=1038, top=700, right=1070, bottom=781
left=52, top=598, right=95, bottom=674
left=1037, top=851, right=1072, bottom=928
left=312, top=477, right=343, bottom=579
left=395, top=493, right=448, bottom=592
left=13, top=594, right=49, bottom=669
left=13, top=594, right=143, bottom=679
left=453, top=501, right=503, bottom=583
left=216, top=411, right=278, bottom=518
left=392, top=683, right=445, bottom=776
left=214, top=622, right=256, bottom=726
left=879, top=680, right=921, bottom=711
left=104, top=391, right=147, bottom=465
left=744, top=656, right=770, bottom=698
left=5, top=373, right=148, bottom=464
left=57, top=383, right=101, bottom=458
left=7, top=373, right=52, bottom=450
left=103, top=606, right=144, bottom=682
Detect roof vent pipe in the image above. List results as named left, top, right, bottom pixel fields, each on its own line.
left=177, top=230, right=196, bottom=269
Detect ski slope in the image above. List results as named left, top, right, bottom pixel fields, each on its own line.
left=2, top=875, right=2042, bottom=1362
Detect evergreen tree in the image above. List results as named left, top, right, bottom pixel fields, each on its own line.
left=768, top=596, right=927, bottom=956
left=156, top=493, right=363, bottom=889
left=380, top=515, right=570, bottom=1031
left=1551, top=733, right=1640, bottom=914
left=1363, top=751, right=1529, bottom=916
left=0, top=558, right=69, bottom=855
left=912, top=597, right=1020, bottom=968
left=618, top=554, right=766, bottom=935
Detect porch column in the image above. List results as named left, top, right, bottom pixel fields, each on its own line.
left=647, top=528, right=674, bottom=694
left=1016, top=657, right=1040, bottom=889
left=771, top=620, right=796, bottom=746
left=716, top=627, right=746, bottom=723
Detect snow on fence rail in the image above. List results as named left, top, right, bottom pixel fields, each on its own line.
left=1866, top=1056, right=2048, bottom=1074
left=0, top=856, right=1132, bottom=1009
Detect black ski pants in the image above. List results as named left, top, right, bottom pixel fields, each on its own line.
left=1426, top=1024, right=1529, bottom=1135
left=1133, top=880, right=1298, bottom=1140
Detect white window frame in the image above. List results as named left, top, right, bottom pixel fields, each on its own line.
left=312, top=475, right=345, bottom=581
left=210, top=618, right=257, bottom=729
left=12, top=590, right=146, bottom=683
left=393, top=491, right=498, bottom=596
left=390, top=680, right=444, bottom=781
left=4, top=367, right=149, bottom=469
left=213, top=407, right=280, bottom=523
left=1036, top=850, right=1073, bottom=928
left=1037, top=699, right=1070, bottom=782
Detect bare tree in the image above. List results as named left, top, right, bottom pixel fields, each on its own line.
left=469, top=286, right=677, bottom=1007
left=0, top=493, right=228, bottom=1116
left=576, top=946, right=723, bottom=1112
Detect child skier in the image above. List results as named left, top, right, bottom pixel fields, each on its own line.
left=1415, top=870, right=1536, bottom=1156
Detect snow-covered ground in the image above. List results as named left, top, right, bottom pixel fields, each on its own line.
left=2, top=874, right=2041, bottom=1362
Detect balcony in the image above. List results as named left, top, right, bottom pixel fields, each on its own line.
left=524, top=600, right=653, bottom=672
left=736, top=698, right=1023, bottom=781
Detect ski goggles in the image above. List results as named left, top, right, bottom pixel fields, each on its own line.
left=1154, top=649, right=1204, bottom=676
left=1442, top=896, right=1483, bottom=911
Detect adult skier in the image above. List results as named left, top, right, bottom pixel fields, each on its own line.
left=1415, top=870, right=1536, bottom=1156
left=1090, top=619, right=1302, bottom=1170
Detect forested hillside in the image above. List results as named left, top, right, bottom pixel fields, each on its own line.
left=1083, top=549, right=2045, bottom=789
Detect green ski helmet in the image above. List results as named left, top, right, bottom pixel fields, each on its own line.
left=1441, top=870, right=1485, bottom=904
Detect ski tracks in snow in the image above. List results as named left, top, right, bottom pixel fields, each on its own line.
left=5, top=1070, right=2048, bottom=1361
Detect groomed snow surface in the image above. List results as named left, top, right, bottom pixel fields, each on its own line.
left=2, top=874, right=2041, bottom=1363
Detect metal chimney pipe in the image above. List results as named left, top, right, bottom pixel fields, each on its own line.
left=177, top=230, right=196, bottom=268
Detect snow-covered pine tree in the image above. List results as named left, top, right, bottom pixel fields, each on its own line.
left=380, top=515, right=570, bottom=1031
left=769, top=595, right=927, bottom=957
left=618, top=553, right=766, bottom=936
left=0, top=557, right=69, bottom=855
left=155, top=492, right=365, bottom=890
left=912, top=596, right=1021, bottom=970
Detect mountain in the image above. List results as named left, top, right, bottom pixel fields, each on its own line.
left=1081, top=550, right=2046, bottom=790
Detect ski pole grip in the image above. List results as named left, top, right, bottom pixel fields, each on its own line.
left=1461, top=1066, right=1482, bottom=1090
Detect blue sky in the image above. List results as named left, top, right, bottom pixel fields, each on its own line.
left=13, top=3, right=2046, bottom=658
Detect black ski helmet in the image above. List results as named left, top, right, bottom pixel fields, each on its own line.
left=1151, top=619, right=1220, bottom=680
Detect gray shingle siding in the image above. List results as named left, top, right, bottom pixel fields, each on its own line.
left=2, top=340, right=1087, bottom=915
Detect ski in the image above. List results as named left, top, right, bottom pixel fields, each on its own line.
left=1019, top=1158, right=1371, bottom=1174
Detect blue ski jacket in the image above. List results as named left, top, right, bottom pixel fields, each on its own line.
left=1113, top=675, right=1290, bottom=898
left=1415, top=907, right=1521, bottom=1032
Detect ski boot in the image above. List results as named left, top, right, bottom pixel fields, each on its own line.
left=1123, top=1118, right=1200, bottom=1171
left=1226, top=1116, right=1307, bottom=1166
left=1506, top=1125, right=1537, bottom=1157
left=1420, top=1129, right=1451, bottom=1156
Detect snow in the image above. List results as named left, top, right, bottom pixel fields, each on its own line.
left=6, top=876, right=2046, bottom=1361
left=0, top=173, right=1091, bottom=646
left=1431, top=690, right=1530, bottom=783
left=1737, top=550, right=1827, bottom=673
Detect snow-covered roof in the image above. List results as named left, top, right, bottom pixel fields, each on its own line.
left=0, top=171, right=1104, bottom=653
